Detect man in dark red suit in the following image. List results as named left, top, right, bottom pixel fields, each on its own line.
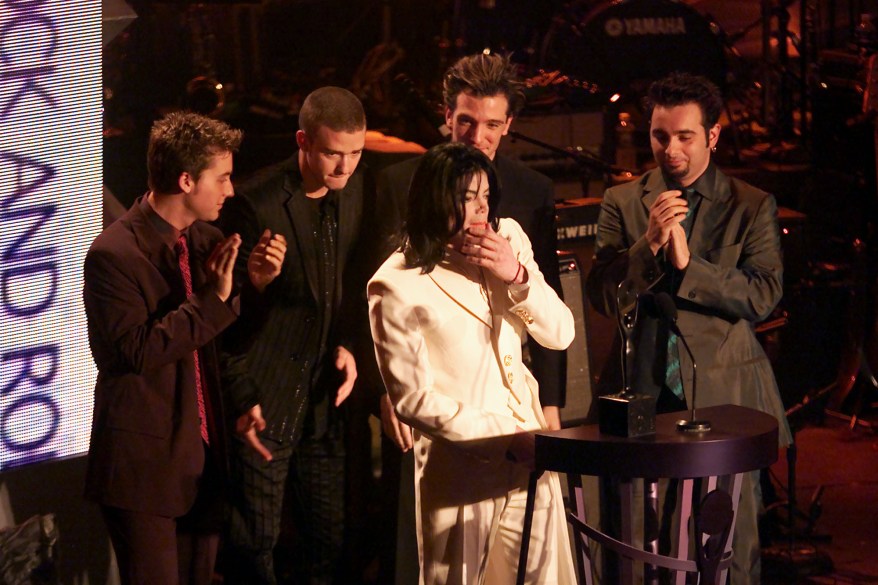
left=83, top=111, right=285, bottom=585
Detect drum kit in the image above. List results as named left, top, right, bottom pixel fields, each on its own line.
left=537, top=0, right=730, bottom=98
left=524, top=0, right=818, bottom=143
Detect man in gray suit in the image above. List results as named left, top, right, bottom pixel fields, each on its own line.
left=585, top=72, right=792, bottom=584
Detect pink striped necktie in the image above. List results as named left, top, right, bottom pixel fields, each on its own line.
left=176, top=234, right=210, bottom=444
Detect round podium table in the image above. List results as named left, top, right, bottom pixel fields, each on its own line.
left=516, top=404, right=779, bottom=585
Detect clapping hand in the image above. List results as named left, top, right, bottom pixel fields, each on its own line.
left=248, top=229, right=287, bottom=292
left=646, top=190, right=688, bottom=257
left=207, top=234, right=241, bottom=302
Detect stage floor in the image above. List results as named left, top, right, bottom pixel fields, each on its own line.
left=763, top=408, right=878, bottom=584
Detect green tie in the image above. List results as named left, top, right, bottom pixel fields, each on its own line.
left=665, top=188, right=696, bottom=401
left=666, top=330, right=685, bottom=400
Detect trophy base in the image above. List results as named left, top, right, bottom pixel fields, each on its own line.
left=676, top=418, right=712, bottom=433
left=599, top=392, right=656, bottom=437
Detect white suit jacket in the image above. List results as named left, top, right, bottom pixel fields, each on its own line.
left=368, top=218, right=575, bottom=583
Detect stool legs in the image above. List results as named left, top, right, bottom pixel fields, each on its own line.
left=515, top=471, right=541, bottom=585
left=568, top=474, right=594, bottom=585
left=644, top=478, right=660, bottom=585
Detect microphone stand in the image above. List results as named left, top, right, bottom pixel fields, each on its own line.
left=673, top=330, right=711, bottom=433
left=654, top=292, right=711, bottom=432
left=506, top=129, right=633, bottom=194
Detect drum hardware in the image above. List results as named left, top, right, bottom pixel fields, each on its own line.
left=185, top=75, right=226, bottom=118
left=351, top=43, right=407, bottom=123
left=825, top=349, right=878, bottom=431
left=761, top=379, right=835, bottom=581
left=521, top=69, right=604, bottom=109
left=761, top=276, right=840, bottom=578
left=764, top=0, right=801, bottom=141
left=822, top=58, right=878, bottom=430
left=183, top=4, right=225, bottom=117
left=388, top=72, right=450, bottom=148
left=747, top=0, right=820, bottom=161
left=507, top=128, right=625, bottom=195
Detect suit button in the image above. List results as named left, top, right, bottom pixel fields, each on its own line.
left=645, top=270, right=656, bottom=280
left=514, top=309, right=534, bottom=325
left=688, top=290, right=696, bottom=299
left=507, top=372, right=514, bottom=384
left=504, top=355, right=513, bottom=367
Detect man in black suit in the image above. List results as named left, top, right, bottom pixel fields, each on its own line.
left=373, top=52, right=566, bottom=584
left=217, top=87, right=370, bottom=585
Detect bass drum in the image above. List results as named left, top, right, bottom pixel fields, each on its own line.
left=540, top=0, right=728, bottom=97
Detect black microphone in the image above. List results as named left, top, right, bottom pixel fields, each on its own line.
left=655, top=292, right=711, bottom=432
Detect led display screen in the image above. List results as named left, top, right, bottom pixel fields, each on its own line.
left=0, top=0, right=102, bottom=470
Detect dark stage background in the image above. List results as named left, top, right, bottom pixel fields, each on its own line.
left=102, top=2, right=878, bottom=582
left=102, top=0, right=878, bottom=410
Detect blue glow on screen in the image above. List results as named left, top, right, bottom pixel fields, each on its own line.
left=0, top=0, right=102, bottom=470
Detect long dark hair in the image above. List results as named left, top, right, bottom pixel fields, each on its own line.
left=403, top=143, right=500, bottom=273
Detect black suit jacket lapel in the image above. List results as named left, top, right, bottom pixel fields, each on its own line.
left=286, top=179, right=321, bottom=303
left=336, top=175, right=363, bottom=291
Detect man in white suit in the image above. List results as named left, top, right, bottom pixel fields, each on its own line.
left=368, top=143, right=575, bottom=584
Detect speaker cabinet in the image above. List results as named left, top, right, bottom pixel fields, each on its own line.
left=558, top=252, right=594, bottom=426
left=557, top=198, right=618, bottom=425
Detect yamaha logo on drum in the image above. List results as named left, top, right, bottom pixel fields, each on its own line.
left=604, top=16, right=687, bottom=37
left=541, top=0, right=726, bottom=104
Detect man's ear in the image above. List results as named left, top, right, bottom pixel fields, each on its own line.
left=296, top=130, right=308, bottom=151
left=708, top=123, right=721, bottom=150
left=502, top=115, right=513, bottom=136
left=178, top=171, right=194, bottom=194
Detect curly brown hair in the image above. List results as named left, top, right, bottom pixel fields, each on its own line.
left=147, top=111, right=243, bottom=194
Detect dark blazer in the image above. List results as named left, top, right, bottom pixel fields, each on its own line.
left=83, top=198, right=237, bottom=517
left=218, top=153, right=373, bottom=443
left=585, top=166, right=792, bottom=445
left=376, top=154, right=567, bottom=407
